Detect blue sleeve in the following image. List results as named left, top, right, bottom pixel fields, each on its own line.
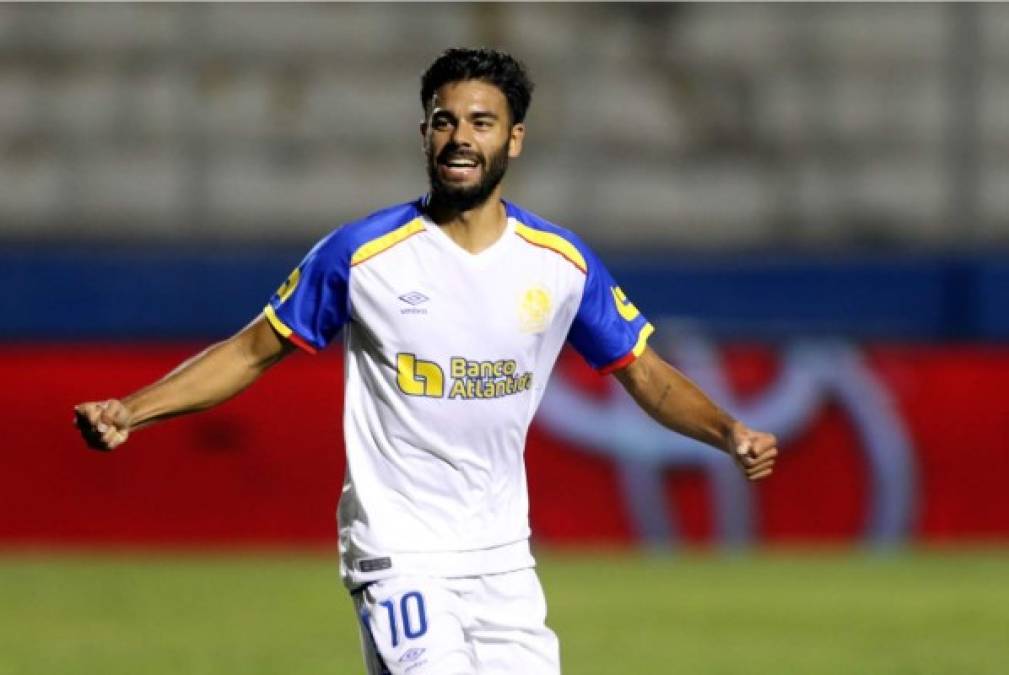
left=567, top=247, right=654, bottom=373
left=264, top=230, right=352, bottom=353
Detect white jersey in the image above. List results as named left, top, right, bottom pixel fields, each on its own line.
left=265, top=198, right=652, bottom=587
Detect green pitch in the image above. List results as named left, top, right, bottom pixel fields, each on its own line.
left=2, top=548, right=1007, bottom=674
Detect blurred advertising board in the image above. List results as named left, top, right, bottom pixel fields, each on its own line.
left=4, top=338, right=1007, bottom=548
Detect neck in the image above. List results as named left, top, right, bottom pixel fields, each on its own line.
left=425, top=188, right=508, bottom=254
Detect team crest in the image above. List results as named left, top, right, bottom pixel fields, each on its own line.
left=519, top=286, right=552, bottom=333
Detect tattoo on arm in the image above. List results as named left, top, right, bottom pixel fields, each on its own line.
left=651, top=382, right=673, bottom=417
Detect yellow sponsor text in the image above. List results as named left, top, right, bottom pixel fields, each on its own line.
left=448, top=357, right=531, bottom=400
left=397, top=354, right=532, bottom=400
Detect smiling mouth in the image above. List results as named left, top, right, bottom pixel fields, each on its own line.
left=439, top=156, right=481, bottom=181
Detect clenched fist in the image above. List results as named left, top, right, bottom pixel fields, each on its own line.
left=74, top=400, right=132, bottom=451
left=729, top=421, right=778, bottom=481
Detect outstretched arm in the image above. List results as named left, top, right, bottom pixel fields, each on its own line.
left=74, top=314, right=294, bottom=451
left=614, top=346, right=778, bottom=480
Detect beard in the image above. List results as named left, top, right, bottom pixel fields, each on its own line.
left=426, top=139, right=510, bottom=212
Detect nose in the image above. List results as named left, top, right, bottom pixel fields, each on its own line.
left=449, top=120, right=475, bottom=148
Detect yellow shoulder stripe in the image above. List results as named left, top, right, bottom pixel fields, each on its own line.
left=351, top=218, right=426, bottom=267
left=632, top=322, right=655, bottom=358
left=514, top=223, right=587, bottom=274
left=263, top=304, right=292, bottom=338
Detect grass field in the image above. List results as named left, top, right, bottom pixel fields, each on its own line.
left=3, top=548, right=1007, bottom=674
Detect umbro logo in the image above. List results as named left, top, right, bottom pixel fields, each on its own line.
left=399, top=291, right=429, bottom=315
left=399, top=648, right=426, bottom=663
left=399, top=291, right=429, bottom=306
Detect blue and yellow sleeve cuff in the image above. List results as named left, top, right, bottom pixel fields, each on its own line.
left=597, top=322, right=655, bottom=375
left=264, top=305, right=318, bottom=355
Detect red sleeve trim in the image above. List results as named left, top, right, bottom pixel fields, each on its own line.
left=596, top=322, right=655, bottom=375
left=286, top=331, right=318, bottom=355
left=597, top=350, right=637, bottom=375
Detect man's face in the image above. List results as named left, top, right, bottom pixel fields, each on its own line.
left=422, top=80, right=525, bottom=211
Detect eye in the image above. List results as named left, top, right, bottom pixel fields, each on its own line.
left=431, top=116, right=453, bottom=131
left=473, top=119, right=493, bottom=130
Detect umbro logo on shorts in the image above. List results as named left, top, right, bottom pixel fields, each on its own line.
left=399, top=648, right=426, bottom=664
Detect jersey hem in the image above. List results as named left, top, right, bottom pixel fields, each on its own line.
left=341, top=538, right=536, bottom=589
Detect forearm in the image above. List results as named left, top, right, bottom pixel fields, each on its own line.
left=121, top=317, right=289, bottom=429
left=615, top=347, right=735, bottom=453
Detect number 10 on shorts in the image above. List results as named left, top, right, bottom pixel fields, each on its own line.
left=379, top=591, right=428, bottom=648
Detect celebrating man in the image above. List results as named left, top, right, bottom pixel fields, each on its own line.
left=75, top=48, right=778, bottom=675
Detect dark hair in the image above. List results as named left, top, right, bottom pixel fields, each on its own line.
left=420, top=47, right=534, bottom=124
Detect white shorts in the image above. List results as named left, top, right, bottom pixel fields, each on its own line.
left=351, top=568, right=560, bottom=675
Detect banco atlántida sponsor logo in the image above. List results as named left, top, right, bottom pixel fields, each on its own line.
left=396, top=353, right=533, bottom=400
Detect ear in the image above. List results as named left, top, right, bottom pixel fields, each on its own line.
left=508, top=123, right=525, bottom=159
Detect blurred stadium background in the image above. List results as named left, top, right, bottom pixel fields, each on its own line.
left=2, top=3, right=1009, bottom=674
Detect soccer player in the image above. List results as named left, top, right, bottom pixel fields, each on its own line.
left=74, top=48, right=778, bottom=675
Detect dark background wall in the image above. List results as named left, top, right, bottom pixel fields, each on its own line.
left=4, top=248, right=1009, bottom=342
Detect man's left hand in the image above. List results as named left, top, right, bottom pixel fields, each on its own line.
left=729, top=421, right=778, bottom=481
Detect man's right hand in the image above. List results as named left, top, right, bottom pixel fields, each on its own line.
left=74, top=400, right=131, bottom=451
